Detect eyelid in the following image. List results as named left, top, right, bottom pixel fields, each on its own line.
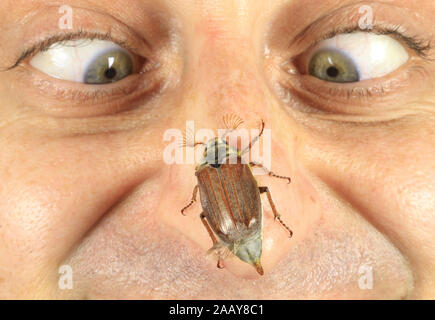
left=296, top=25, right=432, bottom=59
left=7, top=29, right=141, bottom=70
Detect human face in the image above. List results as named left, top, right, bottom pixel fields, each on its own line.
left=0, top=0, right=434, bottom=299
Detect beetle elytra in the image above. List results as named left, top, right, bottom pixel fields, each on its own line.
left=181, top=114, right=292, bottom=275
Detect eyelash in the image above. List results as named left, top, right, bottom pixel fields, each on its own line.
left=6, top=29, right=140, bottom=71
left=8, top=23, right=431, bottom=72
left=317, top=25, right=432, bottom=58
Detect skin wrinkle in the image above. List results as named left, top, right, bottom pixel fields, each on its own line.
left=308, top=107, right=435, bottom=123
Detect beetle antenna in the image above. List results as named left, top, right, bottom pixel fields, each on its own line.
left=223, top=113, right=244, bottom=130
left=179, top=127, right=206, bottom=148
left=241, top=119, right=265, bottom=155
left=221, top=113, right=244, bottom=139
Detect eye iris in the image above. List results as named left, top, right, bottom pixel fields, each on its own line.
left=308, top=49, right=359, bottom=83
left=84, top=50, right=133, bottom=84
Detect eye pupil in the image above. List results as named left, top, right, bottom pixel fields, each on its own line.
left=326, top=66, right=339, bottom=78
left=105, top=67, right=117, bottom=79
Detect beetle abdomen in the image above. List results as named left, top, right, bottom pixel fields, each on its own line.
left=196, top=162, right=262, bottom=243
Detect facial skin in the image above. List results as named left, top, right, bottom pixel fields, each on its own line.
left=0, top=0, right=434, bottom=299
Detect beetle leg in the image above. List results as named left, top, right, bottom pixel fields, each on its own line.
left=250, top=162, right=291, bottom=184
left=181, top=185, right=199, bottom=215
left=217, top=258, right=225, bottom=269
left=259, top=186, right=293, bottom=238
left=200, top=212, right=224, bottom=269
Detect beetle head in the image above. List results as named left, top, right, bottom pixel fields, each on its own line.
left=232, top=234, right=264, bottom=275
left=200, top=138, right=239, bottom=168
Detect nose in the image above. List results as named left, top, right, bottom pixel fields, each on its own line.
left=158, top=21, right=323, bottom=279
left=184, top=36, right=271, bottom=125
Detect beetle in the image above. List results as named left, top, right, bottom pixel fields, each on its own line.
left=180, top=114, right=292, bottom=275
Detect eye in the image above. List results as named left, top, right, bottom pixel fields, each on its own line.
left=306, top=32, right=409, bottom=82
left=29, top=39, right=136, bottom=84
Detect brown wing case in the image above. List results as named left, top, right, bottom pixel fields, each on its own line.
left=196, top=162, right=262, bottom=242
